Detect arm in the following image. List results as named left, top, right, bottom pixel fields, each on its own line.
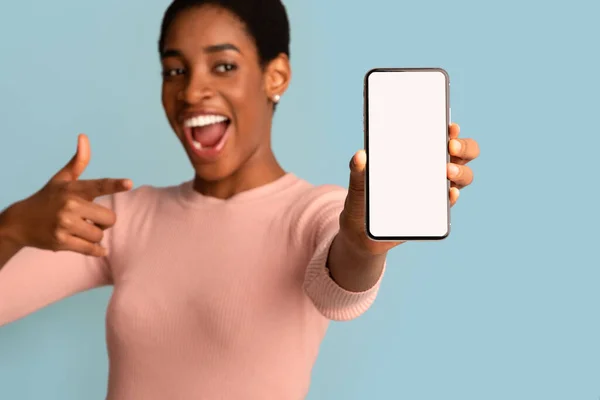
left=0, top=134, right=131, bottom=326
left=0, top=200, right=113, bottom=327
left=302, top=187, right=386, bottom=322
left=305, top=124, right=480, bottom=321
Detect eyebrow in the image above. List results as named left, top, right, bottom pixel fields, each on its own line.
left=205, top=43, right=241, bottom=54
left=160, top=43, right=241, bottom=59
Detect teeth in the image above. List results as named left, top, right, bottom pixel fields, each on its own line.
left=184, top=115, right=229, bottom=128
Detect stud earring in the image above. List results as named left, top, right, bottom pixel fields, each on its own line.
left=273, top=94, right=281, bottom=103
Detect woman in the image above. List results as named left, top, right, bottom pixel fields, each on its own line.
left=0, top=0, right=480, bottom=399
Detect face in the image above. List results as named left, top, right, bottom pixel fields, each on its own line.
left=160, top=6, right=290, bottom=182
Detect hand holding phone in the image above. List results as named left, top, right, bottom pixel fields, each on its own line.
left=339, top=68, right=479, bottom=256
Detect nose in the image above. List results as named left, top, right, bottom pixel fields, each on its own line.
left=178, top=72, right=214, bottom=104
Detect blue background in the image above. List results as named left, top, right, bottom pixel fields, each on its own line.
left=1, top=0, right=599, bottom=399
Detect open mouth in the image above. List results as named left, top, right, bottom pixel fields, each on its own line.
left=183, top=114, right=231, bottom=152
left=184, top=115, right=230, bottom=150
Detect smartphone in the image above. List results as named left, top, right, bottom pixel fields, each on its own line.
left=364, top=68, right=451, bottom=241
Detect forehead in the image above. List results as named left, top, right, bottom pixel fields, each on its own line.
left=163, top=6, right=256, bottom=54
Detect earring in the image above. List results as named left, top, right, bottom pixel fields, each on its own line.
left=273, top=94, right=281, bottom=103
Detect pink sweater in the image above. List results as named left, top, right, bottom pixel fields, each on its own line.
left=0, top=173, right=384, bottom=399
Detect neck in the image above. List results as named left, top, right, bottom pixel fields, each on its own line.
left=192, top=146, right=285, bottom=200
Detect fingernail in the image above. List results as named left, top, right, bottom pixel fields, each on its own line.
left=356, top=150, right=366, bottom=165
left=449, top=164, right=459, bottom=177
left=352, top=151, right=366, bottom=171
left=452, top=139, right=461, bottom=153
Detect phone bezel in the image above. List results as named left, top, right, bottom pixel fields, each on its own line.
left=363, top=67, right=451, bottom=242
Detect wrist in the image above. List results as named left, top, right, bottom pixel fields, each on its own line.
left=327, top=231, right=386, bottom=293
left=337, top=227, right=387, bottom=259
left=0, top=203, right=25, bottom=248
left=334, top=230, right=387, bottom=276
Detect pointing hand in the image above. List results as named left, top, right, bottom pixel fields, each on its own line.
left=7, top=134, right=132, bottom=257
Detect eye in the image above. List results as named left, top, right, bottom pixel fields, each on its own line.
left=162, top=68, right=186, bottom=78
left=214, top=63, right=237, bottom=74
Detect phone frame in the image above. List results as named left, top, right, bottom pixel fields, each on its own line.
left=363, top=67, right=451, bottom=241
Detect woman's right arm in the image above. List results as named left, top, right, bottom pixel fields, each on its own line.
left=0, top=134, right=132, bottom=326
left=0, top=206, right=112, bottom=326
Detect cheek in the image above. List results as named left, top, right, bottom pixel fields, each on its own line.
left=226, top=79, right=254, bottom=106
left=229, top=76, right=267, bottom=128
left=226, top=67, right=266, bottom=105
left=161, top=84, right=178, bottom=117
left=161, top=85, right=183, bottom=137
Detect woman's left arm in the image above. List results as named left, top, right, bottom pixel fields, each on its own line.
left=327, top=123, right=480, bottom=293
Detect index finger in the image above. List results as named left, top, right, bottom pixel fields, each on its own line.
left=71, top=178, right=133, bottom=199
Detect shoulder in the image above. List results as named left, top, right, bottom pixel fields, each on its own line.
left=281, top=177, right=348, bottom=244
left=284, top=176, right=347, bottom=213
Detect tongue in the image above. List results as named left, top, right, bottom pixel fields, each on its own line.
left=192, top=122, right=228, bottom=147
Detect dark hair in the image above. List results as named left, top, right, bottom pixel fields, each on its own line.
left=158, top=0, right=291, bottom=67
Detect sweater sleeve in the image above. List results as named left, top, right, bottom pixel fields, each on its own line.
left=302, top=186, right=386, bottom=322
left=0, top=195, right=115, bottom=327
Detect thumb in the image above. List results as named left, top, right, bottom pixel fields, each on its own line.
left=345, top=149, right=367, bottom=217
left=51, top=134, right=91, bottom=182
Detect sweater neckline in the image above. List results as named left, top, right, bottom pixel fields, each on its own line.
left=177, top=173, right=300, bottom=207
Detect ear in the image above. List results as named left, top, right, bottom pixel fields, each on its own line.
left=264, top=53, right=291, bottom=103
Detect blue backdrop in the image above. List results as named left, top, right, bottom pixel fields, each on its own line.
left=1, top=1, right=599, bottom=399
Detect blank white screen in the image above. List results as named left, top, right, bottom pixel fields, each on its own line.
left=366, top=70, right=449, bottom=239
